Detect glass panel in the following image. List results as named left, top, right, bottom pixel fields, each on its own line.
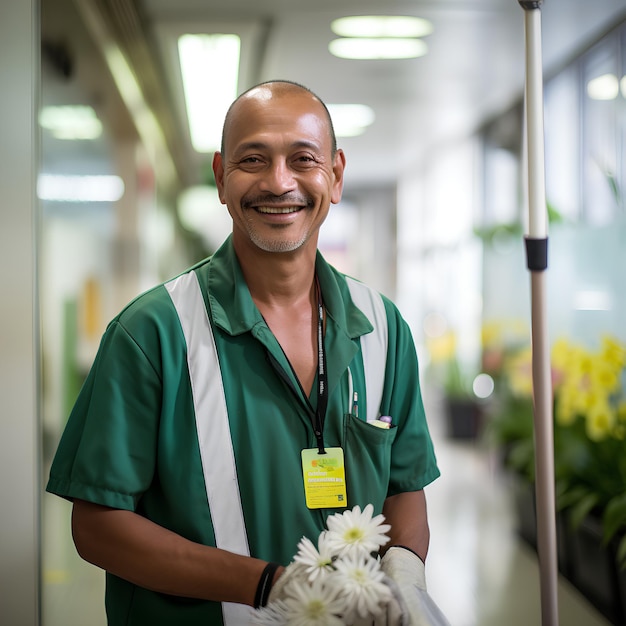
left=481, top=107, right=523, bottom=229
left=620, top=27, right=626, bottom=214
left=545, top=66, right=581, bottom=221
left=582, top=36, right=620, bottom=225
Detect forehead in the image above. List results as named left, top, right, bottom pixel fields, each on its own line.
left=225, top=90, right=332, bottom=154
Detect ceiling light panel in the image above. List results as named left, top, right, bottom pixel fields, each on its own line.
left=329, top=38, right=428, bottom=60
left=327, top=104, right=375, bottom=137
left=38, top=174, right=125, bottom=202
left=586, top=73, right=619, bottom=100
left=154, top=19, right=265, bottom=157
left=331, top=16, right=433, bottom=38
left=39, top=105, right=103, bottom=140
left=178, top=34, right=241, bottom=153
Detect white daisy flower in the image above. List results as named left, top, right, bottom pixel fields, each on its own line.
left=281, top=578, right=346, bottom=626
left=294, top=531, right=335, bottom=581
left=330, top=552, right=393, bottom=622
left=325, top=504, right=391, bottom=557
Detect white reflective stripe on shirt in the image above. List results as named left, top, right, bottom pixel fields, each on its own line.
left=345, top=277, right=388, bottom=422
left=165, top=270, right=254, bottom=625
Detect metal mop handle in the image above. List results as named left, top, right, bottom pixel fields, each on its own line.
left=518, top=1, right=559, bottom=625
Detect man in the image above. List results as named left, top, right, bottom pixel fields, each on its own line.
left=47, top=80, right=441, bottom=625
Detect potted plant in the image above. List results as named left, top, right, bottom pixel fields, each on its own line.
left=441, top=353, right=484, bottom=440
left=488, top=334, right=626, bottom=622
left=425, top=328, right=483, bottom=440
left=550, top=336, right=626, bottom=622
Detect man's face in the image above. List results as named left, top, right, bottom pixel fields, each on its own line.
left=213, top=87, right=345, bottom=255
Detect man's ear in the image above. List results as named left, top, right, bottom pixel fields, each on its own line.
left=331, top=149, right=346, bottom=204
left=212, top=152, right=226, bottom=203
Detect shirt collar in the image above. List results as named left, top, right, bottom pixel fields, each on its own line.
left=203, top=235, right=373, bottom=340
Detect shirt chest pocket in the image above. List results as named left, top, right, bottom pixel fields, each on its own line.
left=342, top=413, right=398, bottom=512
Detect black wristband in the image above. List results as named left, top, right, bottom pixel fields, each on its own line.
left=254, top=561, right=281, bottom=609
left=391, top=544, right=425, bottom=565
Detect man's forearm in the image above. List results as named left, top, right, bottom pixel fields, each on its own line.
left=71, top=499, right=274, bottom=606
left=381, top=490, right=430, bottom=562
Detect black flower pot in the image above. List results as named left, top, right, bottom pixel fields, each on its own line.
left=618, top=562, right=626, bottom=626
left=569, top=514, right=624, bottom=624
left=444, top=397, right=482, bottom=440
left=512, top=475, right=537, bottom=550
left=556, top=509, right=576, bottom=579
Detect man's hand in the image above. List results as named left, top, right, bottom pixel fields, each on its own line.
left=380, top=547, right=451, bottom=626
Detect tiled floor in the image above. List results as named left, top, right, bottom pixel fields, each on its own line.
left=425, top=434, right=610, bottom=626
left=41, top=405, right=612, bottom=626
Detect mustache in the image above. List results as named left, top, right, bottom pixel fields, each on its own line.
left=241, top=192, right=313, bottom=209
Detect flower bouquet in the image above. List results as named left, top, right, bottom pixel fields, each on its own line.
left=253, top=504, right=398, bottom=625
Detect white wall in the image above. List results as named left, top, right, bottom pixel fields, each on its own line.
left=0, top=1, right=41, bottom=624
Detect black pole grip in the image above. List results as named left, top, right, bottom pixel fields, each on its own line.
left=525, top=237, right=548, bottom=271
left=518, top=0, right=542, bottom=9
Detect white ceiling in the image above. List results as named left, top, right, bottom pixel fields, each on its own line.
left=43, top=0, right=626, bottom=195
left=142, top=0, right=626, bottom=193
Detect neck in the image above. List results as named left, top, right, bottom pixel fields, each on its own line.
left=232, top=235, right=318, bottom=308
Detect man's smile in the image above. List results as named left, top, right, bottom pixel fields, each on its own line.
left=254, top=206, right=303, bottom=214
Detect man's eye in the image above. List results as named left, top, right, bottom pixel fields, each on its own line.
left=241, top=156, right=261, bottom=164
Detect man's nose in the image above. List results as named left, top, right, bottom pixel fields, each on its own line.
left=259, top=160, right=297, bottom=194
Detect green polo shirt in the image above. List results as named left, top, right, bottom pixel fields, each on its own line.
left=46, top=236, right=440, bottom=625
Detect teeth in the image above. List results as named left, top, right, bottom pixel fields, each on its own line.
left=256, top=206, right=300, bottom=214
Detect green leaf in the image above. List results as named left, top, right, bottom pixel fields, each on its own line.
left=602, top=493, right=626, bottom=543
left=617, top=535, right=626, bottom=571
left=568, top=493, right=600, bottom=530
left=558, top=485, right=591, bottom=512
left=507, top=439, right=535, bottom=481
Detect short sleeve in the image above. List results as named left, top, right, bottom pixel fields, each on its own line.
left=46, top=319, right=162, bottom=511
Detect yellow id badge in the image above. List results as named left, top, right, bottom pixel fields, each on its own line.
left=301, top=447, right=348, bottom=509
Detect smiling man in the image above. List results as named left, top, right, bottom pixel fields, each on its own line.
left=216, top=81, right=344, bottom=258
left=46, top=80, right=443, bottom=625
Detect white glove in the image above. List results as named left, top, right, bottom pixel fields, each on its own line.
left=266, top=561, right=309, bottom=605
left=380, top=547, right=451, bottom=626
left=371, top=574, right=410, bottom=626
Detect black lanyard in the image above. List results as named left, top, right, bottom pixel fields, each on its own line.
left=314, top=276, right=328, bottom=455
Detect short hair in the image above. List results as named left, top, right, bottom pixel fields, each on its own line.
left=220, top=80, right=337, bottom=157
